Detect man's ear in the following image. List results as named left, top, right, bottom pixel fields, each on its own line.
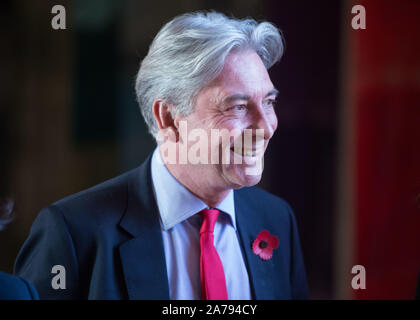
left=152, top=99, right=179, bottom=142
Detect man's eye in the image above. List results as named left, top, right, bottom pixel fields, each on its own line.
left=266, top=99, right=277, bottom=108
left=230, top=105, right=246, bottom=111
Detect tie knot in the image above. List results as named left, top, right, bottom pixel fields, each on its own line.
left=199, top=209, right=220, bottom=234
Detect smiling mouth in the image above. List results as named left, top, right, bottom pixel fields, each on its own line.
left=230, top=146, right=263, bottom=157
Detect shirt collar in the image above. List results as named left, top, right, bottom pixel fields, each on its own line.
left=150, top=147, right=236, bottom=231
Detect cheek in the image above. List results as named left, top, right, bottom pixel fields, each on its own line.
left=217, top=119, right=247, bottom=147
left=218, top=116, right=250, bottom=131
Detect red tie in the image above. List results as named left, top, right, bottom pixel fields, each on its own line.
left=199, top=208, right=228, bottom=300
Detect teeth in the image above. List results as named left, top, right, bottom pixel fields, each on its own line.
left=244, top=150, right=254, bottom=157
left=231, top=148, right=258, bottom=157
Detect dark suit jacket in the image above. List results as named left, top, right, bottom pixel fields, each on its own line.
left=14, top=155, right=308, bottom=299
left=0, top=271, right=39, bottom=300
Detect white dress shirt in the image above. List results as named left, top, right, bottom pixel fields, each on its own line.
left=150, top=147, right=252, bottom=300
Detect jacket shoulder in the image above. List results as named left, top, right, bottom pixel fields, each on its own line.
left=234, top=185, right=296, bottom=228
left=236, top=185, right=293, bottom=211
left=51, top=167, right=140, bottom=224
left=54, top=168, right=137, bottom=207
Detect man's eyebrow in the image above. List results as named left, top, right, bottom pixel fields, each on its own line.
left=265, top=88, right=279, bottom=98
left=223, top=93, right=251, bottom=104
left=223, top=88, right=279, bottom=104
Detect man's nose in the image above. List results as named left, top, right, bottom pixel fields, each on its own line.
left=251, top=104, right=277, bottom=140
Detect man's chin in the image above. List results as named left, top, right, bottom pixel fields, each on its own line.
left=221, top=154, right=264, bottom=186
left=223, top=171, right=263, bottom=189
left=241, top=174, right=262, bottom=187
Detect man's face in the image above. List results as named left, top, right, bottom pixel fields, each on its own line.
left=177, top=50, right=278, bottom=190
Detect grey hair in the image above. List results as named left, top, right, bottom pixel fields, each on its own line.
left=135, top=11, right=284, bottom=137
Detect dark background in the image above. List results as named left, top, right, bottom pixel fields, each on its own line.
left=1, top=0, right=418, bottom=299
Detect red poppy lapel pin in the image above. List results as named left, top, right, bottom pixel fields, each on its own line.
left=252, top=230, right=279, bottom=260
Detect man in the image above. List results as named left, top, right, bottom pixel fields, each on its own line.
left=14, top=11, right=308, bottom=300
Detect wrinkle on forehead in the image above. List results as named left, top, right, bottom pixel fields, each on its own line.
left=213, top=50, right=274, bottom=98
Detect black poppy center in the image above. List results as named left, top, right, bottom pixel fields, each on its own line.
left=259, top=240, right=268, bottom=249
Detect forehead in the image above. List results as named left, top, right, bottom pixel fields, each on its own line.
left=212, top=50, right=274, bottom=96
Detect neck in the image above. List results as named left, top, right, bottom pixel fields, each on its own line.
left=165, top=163, right=230, bottom=208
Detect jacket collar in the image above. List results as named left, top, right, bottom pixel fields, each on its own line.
left=118, top=154, right=170, bottom=299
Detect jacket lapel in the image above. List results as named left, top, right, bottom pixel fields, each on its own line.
left=234, top=189, right=290, bottom=299
left=118, top=155, right=170, bottom=300
left=117, top=154, right=289, bottom=300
